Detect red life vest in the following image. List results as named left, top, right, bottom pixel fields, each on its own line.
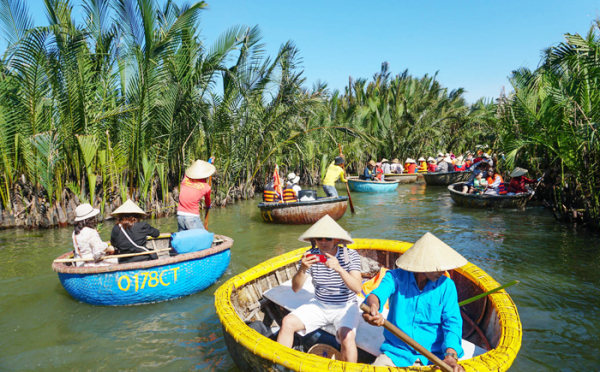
left=263, top=182, right=282, bottom=203
left=282, top=185, right=298, bottom=203
left=427, top=163, right=437, bottom=172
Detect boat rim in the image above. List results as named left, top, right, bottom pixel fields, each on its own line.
left=257, top=196, right=348, bottom=209
left=214, top=238, right=522, bottom=371
left=52, top=234, right=233, bottom=274
left=423, top=171, right=472, bottom=176
left=448, top=183, right=532, bottom=199
left=347, top=177, right=400, bottom=184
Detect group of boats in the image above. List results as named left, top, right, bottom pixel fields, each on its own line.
left=51, top=168, right=523, bottom=371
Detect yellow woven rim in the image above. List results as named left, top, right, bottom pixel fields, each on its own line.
left=214, top=239, right=522, bottom=371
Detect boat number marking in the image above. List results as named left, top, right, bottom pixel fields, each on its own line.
left=261, top=211, right=273, bottom=221
left=117, top=268, right=180, bottom=292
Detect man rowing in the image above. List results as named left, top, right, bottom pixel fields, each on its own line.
left=322, top=156, right=347, bottom=197
left=362, top=232, right=466, bottom=371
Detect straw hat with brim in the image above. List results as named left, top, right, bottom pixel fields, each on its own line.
left=74, top=203, right=100, bottom=222
left=510, top=167, right=528, bottom=177
left=392, top=159, right=400, bottom=164
left=396, top=232, right=468, bottom=272
left=111, top=199, right=147, bottom=216
left=287, top=173, right=300, bottom=184
left=437, top=152, right=444, bottom=157
left=185, top=160, right=216, bottom=179
left=368, top=160, right=376, bottom=166
left=483, top=153, right=491, bottom=159
left=443, top=156, right=452, bottom=163
left=455, top=156, right=465, bottom=166
left=382, top=158, right=389, bottom=163
left=298, top=215, right=354, bottom=245
left=427, top=157, right=436, bottom=163
left=418, top=157, right=426, bottom=162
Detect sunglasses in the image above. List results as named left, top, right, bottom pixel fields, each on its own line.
left=313, top=237, right=333, bottom=242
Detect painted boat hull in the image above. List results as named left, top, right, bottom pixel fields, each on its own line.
left=383, top=173, right=418, bottom=183
left=52, top=234, right=233, bottom=306
left=258, top=197, right=348, bottom=224
left=347, top=177, right=399, bottom=192
left=215, top=239, right=522, bottom=372
left=423, top=171, right=472, bottom=185
left=449, top=183, right=532, bottom=208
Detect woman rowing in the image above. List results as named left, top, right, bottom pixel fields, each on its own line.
left=110, top=199, right=161, bottom=264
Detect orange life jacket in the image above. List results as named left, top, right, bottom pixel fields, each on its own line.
left=497, top=176, right=507, bottom=195
left=282, top=185, right=298, bottom=203
left=263, top=182, right=281, bottom=203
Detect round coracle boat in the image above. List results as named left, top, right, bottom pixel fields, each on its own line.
left=348, top=177, right=399, bottom=193
left=383, top=174, right=418, bottom=184
left=53, top=233, right=233, bottom=306
left=423, top=171, right=472, bottom=186
left=449, top=183, right=532, bottom=209
left=258, top=197, right=348, bottom=224
left=215, top=239, right=522, bottom=372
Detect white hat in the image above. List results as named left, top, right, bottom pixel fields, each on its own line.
left=483, top=153, right=491, bottom=159
left=298, top=215, right=354, bottom=245
left=381, top=158, right=390, bottom=163
left=111, top=199, right=146, bottom=216
left=74, top=203, right=100, bottom=222
left=455, top=156, right=465, bottom=166
left=443, top=156, right=452, bottom=163
left=418, top=157, right=426, bottom=162
left=287, top=173, right=300, bottom=184
left=427, top=157, right=436, bottom=163
left=185, top=160, right=216, bottom=179
left=396, top=232, right=468, bottom=272
left=437, top=152, right=444, bottom=157
left=445, top=153, right=450, bottom=157
left=510, top=167, right=528, bottom=177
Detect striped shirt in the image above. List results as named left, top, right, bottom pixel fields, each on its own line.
left=300, top=247, right=362, bottom=305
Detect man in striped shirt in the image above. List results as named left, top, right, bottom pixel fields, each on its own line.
left=277, top=215, right=362, bottom=362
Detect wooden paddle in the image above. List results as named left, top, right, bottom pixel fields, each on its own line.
left=338, top=144, right=355, bottom=213
left=54, top=248, right=172, bottom=263
left=359, top=303, right=454, bottom=372
left=204, top=156, right=215, bottom=230
left=459, top=280, right=519, bottom=307
left=529, top=171, right=547, bottom=201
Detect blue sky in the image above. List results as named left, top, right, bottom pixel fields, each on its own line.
left=18, top=0, right=600, bottom=102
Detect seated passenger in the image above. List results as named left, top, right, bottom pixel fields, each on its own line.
left=360, top=160, right=378, bottom=181
left=381, top=159, right=391, bottom=175
left=405, top=158, right=417, bottom=174
left=453, top=156, right=466, bottom=172
left=390, top=159, right=403, bottom=174
left=277, top=215, right=362, bottom=362
left=283, top=173, right=301, bottom=203
left=485, top=168, right=506, bottom=195
left=461, top=162, right=491, bottom=193
left=470, top=170, right=487, bottom=194
left=507, top=167, right=538, bottom=194
left=110, top=199, right=160, bottom=264
left=376, top=163, right=385, bottom=181
left=363, top=233, right=466, bottom=371
left=263, top=179, right=282, bottom=203
left=427, top=157, right=437, bottom=172
left=435, top=156, right=452, bottom=173
left=417, top=157, right=427, bottom=172
left=72, top=203, right=117, bottom=267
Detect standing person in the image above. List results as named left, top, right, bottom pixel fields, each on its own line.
left=427, top=157, right=437, bottom=172
left=381, top=159, right=392, bottom=175
left=277, top=215, right=362, bottom=362
left=361, top=160, right=377, bottom=181
left=72, top=203, right=116, bottom=267
left=507, top=167, right=538, bottom=194
left=362, top=233, right=466, bottom=371
left=110, top=199, right=161, bottom=263
left=282, top=173, right=302, bottom=203
left=390, top=159, right=403, bottom=174
left=177, top=159, right=216, bottom=231
left=322, top=156, right=347, bottom=197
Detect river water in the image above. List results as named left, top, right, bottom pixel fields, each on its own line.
left=1, top=183, right=599, bottom=371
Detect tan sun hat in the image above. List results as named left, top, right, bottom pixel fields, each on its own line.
left=396, top=232, right=468, bottom=272
left=298, top=215, right=354, bottom=245
left=111, top=199, right=147, bottom=216
left=185, top=160, right=216, bottom=179
left=455, top=156, right=465, bottom=166
left=368, top=160, right=376, bottom=167
left=510, top=167, right=528, bottom=177
left=381, top=158, right=389, bottom=163
left=418, top=157, right=426, bottom=162
left=437, top=152, right=444, bottom=157
left=74, top=203, right=100, bottom=222
left=427, top=157, right=436, bottom=163
left=392, top=158, right=400, bottom=164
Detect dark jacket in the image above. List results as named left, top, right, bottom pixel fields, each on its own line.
left=110, top=222, right=160, bottom=263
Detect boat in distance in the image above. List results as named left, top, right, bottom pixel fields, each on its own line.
left=257, top=196, right=348, bottom=224
left=448, top=182, right=532, bottom=209
left=214, top=238, right=521, bottom=372
left=52, top=233, right=233, bottom=306
left=423, top=171, right=472, bottom=185
left=347, top=177, right=399, bottom=192
left=383, top=173, right=418, bottom=183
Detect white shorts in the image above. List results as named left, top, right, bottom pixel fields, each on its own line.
left=290, top=299, right=360, bottom=342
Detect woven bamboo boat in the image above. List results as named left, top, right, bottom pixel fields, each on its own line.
left=383, top=174, right=418, bottom=184
left=53, top=233, right=233, bottom=306
left=347, top=177, right=399, bottom=192
left=258, top=197, right=348, bottom=224
left=423, top=171, right=472, bottom=185
left=449, top=183, right=532, bottom=209
left=215, top=239, right=521, bottom=372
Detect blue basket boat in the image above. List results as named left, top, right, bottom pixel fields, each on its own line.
left=52, top=234, right=233, bottom=306
left=347, top=177, right=399, bottom=193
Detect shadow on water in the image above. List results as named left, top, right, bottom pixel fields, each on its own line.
left=0, top=183, right=599, bottom=371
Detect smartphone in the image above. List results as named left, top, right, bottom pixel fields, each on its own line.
left=307, top=254, right=327, bottom=263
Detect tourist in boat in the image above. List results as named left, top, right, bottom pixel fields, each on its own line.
left=484, top=168, right=507, bottom=195
left=435, top=156, right=452, bottom=173
left=470, top=170, right=487, bottom=195
left=277, top=215, right=362, bottom=362
left=453, top=156, right=466, bottom=172
left=322, top=156, right=348, bottom=197
left=461, top=162, right=492, bottom=193
left=72, top=203, right=116, bottom=267
left=110, top=199, right=160, bottom=263
left=427, top=157, right=437, bottom=172
left=507, top=167, right=538, bottom=194
left=465, top=152, right=473, bottom=168
left=436, top=152, right=444, bottom=163
left=283, top=173, right=302, bottom=203
left=361, top=160, right=378, bottom=181
left=417, top=157, right=427, bottom=172
left=362, top=232, right=466, bottom=371
left=381, top=159, right=391, bottom=175
left=405, top=158, right=417, bottom=174
left=263, top=179, right=282, bottom=203
left=375, top=162, right=385, bottom=181
left=390, top=159, right=403, bottom=174
left=177, top=159, right=216, bottom=231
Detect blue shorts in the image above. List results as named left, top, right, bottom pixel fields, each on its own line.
left=322, top=185, right=339, bottom=197
left=177, top=215, right=206, bottom=232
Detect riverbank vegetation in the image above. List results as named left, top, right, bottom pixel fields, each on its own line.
left=0, top=0, right=597, bottom=232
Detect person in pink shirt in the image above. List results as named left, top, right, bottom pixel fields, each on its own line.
left=177, top=159, right=216, bottom=231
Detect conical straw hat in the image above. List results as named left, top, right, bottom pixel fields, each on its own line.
left=396, top=232, right=467, bottom=272
left=510, top=167, right=528, bottom=177
left=185, top=160, right=216, bottom=179
left=111, top=199, right=146, bottom=216
left=418, top=157, right=426, bottom=162
left=298, top=215, right=354, bottom=245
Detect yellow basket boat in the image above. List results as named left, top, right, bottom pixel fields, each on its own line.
left=214, top=239, right=521, bottom=371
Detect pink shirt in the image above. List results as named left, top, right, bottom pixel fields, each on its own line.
left=177, top=177, right=211, bottom=215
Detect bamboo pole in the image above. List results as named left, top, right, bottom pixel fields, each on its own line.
left=338, top=144, right=355, bottom=213
left=204, top=156, right=215, bottom=230
left=458, top=280, right=519, bottom=307
left=54, top=248, right=172, bottom=263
